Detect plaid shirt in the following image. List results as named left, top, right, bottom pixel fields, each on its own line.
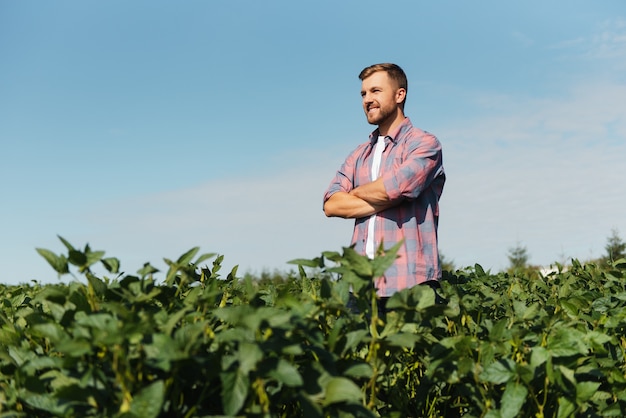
left=323, top=118, right=445, bottom=296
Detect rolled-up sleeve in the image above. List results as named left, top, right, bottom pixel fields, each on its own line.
left=323, top=144, right=366, bottom=204
left=381, top=133, right=443, bottom=201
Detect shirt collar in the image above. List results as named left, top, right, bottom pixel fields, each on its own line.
left=369, top=117, right=412, bottom=144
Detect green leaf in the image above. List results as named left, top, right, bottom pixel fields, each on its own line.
left=341, top=330, right=368, bottom=356
left=475, top=263, right=486, bottom=276
left=238, top=342, right=263, bottom=374
left=54, top=338, right=92, bottom=357
left=176, top=247, right=199, bottom=265
left=584, top=330, right=613, bottom=350
left=74, top=312, right=115, bottom=330
left=371, top=241, right=402, bottom=277
left=31, top=322, right=66, bottom=342
left=480, top=358, right=516, bottom=384
left=576, top=381, right=601, bottom=403
left=8, top=346, right=31, bottom=366
left=40, top=369, right=80, bottom=391
left=35, top=248, right=69, bottom=274
left=387, top=283, right=436, bottom=311
left=129, top=380, right=164, bottom=418
left=414, top=284, right=436, bottom=310
left=136, top=262, right=158, bottom=278
left=343, top=247, right=373, bottom=277
left=68, top=249, right=87, bottom=267
left=323, top=377, right=363, bottom=405
left=102, top=257, right=121, bottom=274
left=269, top=359, right=303, bottom=387
left=227, top=264, right=238, bottom=280
left=560, top=300, right=578, bottom=316
left=327, top=317, right=345, bottom=352
left=194, top=252, right=217, bottom=266
left=558, top=365, right=576, bottom=385
left=21, top=393, right=68, bottom=415
left=85, top=250, right=105, bottom=268
left=134, top=287, right=162, bottom=303
left=384, top=331, right=420, bottom=348
left=288, top=257, right=323, bottom=268
left=144, top=334, right=182, bottom=371
left=521, top=302, right=540, bottom=320
left=343, top=363, right=373, bottom=379
left=547, top=328, right=588, bottom=357
left=500, top=381, right=528, bottom=418
left=321, top=250, right=342, bottom=262
left=488, top=319, right=508, bottom=340
left=162, top=307, right=191, bottom=336
left=86, top=273, right=108, bottom=297
left=320, top=277, right=332, bottom=299
left=221, top=370, right=249, bottom=416
left=530, top=346, right=550, bottom=368
left=556, top=396, right=576, bottom=418
left=57, top=235, right=76, bottom=251
left=163, top=258, right=177, bottom=285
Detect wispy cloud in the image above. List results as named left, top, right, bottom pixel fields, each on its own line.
left=551, top=18, right=626, bottom=67
left=511, top=31, right=534, bottom=48
left=438, top=78, right=626, bottom=270
left=450, top=81, right=626, bottom=146
left=84, top=153, right=355, bottom=276
left=590, top=18, right=626, bottom=60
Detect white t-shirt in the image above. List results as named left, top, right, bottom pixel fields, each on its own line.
left=365, top=136, right=386, bottom=259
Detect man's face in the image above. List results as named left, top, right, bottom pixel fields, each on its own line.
left=360, top=71, right=403, bottom=126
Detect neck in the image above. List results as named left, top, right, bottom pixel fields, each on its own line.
left=377, top=110, right=405, bottom=136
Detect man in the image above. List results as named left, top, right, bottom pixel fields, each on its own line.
left=323, top=63, right=445, bottom=300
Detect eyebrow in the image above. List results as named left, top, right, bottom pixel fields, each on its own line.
left=361, top=86, right=382, bottom=95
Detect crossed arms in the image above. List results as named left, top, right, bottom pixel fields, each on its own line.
left=323, top=178, right=394, bottom=219
left=324, top=129, right=444, bottom=219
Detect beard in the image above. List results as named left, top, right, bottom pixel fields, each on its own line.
left=365, top=104, right=395, bottom=126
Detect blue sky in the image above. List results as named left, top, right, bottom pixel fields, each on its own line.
left=1, top=1, right=625, bottom=285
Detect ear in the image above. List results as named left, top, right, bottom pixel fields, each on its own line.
left=395, top=88, right=406, bottom=104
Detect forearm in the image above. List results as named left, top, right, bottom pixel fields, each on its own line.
left=323, top=192, right=385, bottom=218
left=350, top=178, right=390, bottom=205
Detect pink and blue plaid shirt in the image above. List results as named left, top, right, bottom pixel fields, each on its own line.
left=323, top=118, right=445, bottom=297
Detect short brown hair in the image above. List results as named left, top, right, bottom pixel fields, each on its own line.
left=359, top=63, right=408, bottom=93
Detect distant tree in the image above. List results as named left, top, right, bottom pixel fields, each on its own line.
left=439, top=251, right=455, bottom=272
left=604, top=228, right=626, bottom=263
left=243, top=268, right=295, bottom=285
left=507, top=242, right=529, bottom=271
